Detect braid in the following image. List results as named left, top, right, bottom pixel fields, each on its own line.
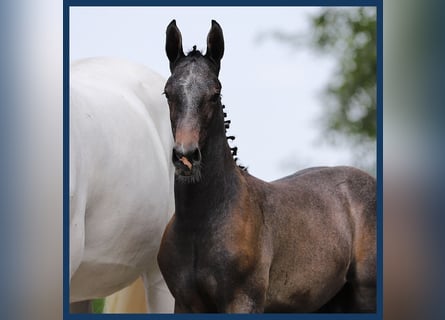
left=222, top=104, right=248, bottom=172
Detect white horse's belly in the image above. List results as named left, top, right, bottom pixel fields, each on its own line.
left=69, top=58, right=174, bottom=303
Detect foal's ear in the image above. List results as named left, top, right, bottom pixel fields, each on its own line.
left=166, top=20, right=185, bottom=72
left=205, top=20, right=224, bottom=72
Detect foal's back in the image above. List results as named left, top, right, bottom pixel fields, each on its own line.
left=249, top=166, right=376, bottom=312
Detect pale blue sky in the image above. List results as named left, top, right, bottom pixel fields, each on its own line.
left=70, top=6, right=354, bottom=181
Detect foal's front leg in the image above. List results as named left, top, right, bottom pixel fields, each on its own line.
left=223, top=290, right=266, bottom=313
left=221, top=268, right=269, bottom=313
left=219, top=250, right=270, bottom=313
left=174, top=301, right=192, bottom=313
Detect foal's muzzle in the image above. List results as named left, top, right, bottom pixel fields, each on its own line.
left=172, top=145, right=202, bottom=177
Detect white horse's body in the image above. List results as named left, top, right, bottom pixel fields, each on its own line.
left=69, top=57, right=174, bottom=312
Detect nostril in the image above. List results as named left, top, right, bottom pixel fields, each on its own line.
left=173, top=148, right=183, bottom=161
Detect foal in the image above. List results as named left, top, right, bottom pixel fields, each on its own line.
left=158, top=20, right=376, bottom=313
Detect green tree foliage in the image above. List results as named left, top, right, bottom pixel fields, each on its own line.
left=312, top=8, right=376, bottom=145
left=263, top=8, right=377, bottom=172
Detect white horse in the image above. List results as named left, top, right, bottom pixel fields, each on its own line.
left=69, top=57, right=174, bottom=313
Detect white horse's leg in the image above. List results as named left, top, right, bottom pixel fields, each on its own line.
left=142, top=265, right=174, bottom=313
left=103, top=277, right=147, bottom=313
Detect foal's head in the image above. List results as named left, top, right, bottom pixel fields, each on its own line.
left=164, top=20, right=225, bottom=182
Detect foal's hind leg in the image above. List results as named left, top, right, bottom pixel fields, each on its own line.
left=349, top=279, right=376, bottom=312
left=347, top=226, right=377, bottom=312
left=319, top=232, right=376, bottom=312
left=316, top=278, right=375, bottom=313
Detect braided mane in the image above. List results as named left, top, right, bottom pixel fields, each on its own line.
left=223, top=104, right=248, bottom=171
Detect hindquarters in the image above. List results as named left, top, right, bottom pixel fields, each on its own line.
left=264, top=166, right=376, bottom=312
left=335, top=167, right=376, bottom=312
left=311, top=166, right=377, bottom=312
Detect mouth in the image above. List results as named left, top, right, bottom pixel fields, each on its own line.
left=179, top=156, right=193, bottom=170
left=173, top=157, right=202, bottom=183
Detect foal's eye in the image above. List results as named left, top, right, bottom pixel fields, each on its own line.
left=163, top=91, right=170, bottom=100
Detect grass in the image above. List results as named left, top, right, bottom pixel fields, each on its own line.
left=92, top=298, right=105, bottom=313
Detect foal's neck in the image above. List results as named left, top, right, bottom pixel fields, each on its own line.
left=174, top=106, right=240, bottom=221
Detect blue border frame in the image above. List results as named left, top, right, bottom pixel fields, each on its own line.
left=63, top=1, right=383, bottom=319
left=66, top=0, right=379, bottom=6
left=376, top=3, right=383, bottom=319
left=63, top=1, right=71, bottom=318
